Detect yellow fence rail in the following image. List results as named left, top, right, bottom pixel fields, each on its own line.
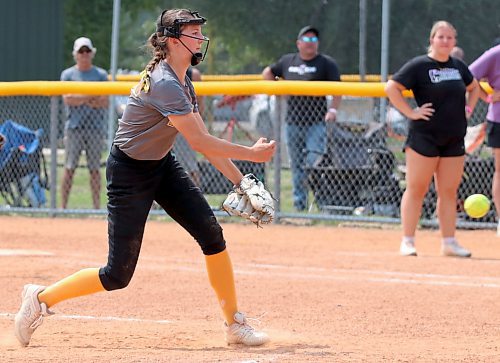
left=0, top=80, right=404, bottom=97
left=0, top=80, right=491, bottom=98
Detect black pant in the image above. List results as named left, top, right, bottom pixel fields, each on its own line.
left=99, top=145, right=225, bottom=291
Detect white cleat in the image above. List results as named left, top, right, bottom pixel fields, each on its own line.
left=399, top=240, right=417, bottom=256
left=441, top=240, right=471, bottom=258
left=14, top=284, right=53, bottom=346
left=224, top=312, right=269, bottom=346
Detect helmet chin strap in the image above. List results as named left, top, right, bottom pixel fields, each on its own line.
left=178, top=39, right=202, bottom=66
left=178, top=35, right=209, bottom=66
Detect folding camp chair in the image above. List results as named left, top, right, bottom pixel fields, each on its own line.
left=0, top=120, right=48, bottom=207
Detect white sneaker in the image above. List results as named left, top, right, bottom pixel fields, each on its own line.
left=441, top=240, right=472, bottom=258
left=400, top=240, right=417, bottom=256
left=496, top=221, right=500, bottom=237
left=224, top=312, right=269, bottom=346
left=14, top=284, right=53, bottom=346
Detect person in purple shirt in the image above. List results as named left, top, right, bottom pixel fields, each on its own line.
left=469, top=43, right=500, bottom=234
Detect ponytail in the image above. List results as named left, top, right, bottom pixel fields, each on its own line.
left=132, top=33, right=168, bottom=96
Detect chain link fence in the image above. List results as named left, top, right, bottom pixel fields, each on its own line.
left=0, top=90, right=495, bottom=228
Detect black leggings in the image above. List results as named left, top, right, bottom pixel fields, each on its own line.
left=99, top=146, right=226, bottom=291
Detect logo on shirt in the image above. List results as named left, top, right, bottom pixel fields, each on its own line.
left=288, top=65, right=317, bottom=75
left=428, top=68, right=461, bottom=83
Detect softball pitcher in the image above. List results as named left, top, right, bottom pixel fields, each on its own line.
left=14, top=8, right=275, bottom=347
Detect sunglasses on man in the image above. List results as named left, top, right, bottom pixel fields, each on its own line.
left=300, top=36, right=318, bottom=43
left=78, top=47, right=92, bottom=54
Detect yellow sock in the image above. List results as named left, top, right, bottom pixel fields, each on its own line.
left=38, top=268, right=105, bottom=308
left=205, top=250, right=238, bottom=325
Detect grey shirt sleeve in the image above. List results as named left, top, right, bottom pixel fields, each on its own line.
left=145, top=78, right=194, bottom=118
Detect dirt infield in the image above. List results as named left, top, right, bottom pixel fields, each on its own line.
left=1, top=216, right=500, bottom=362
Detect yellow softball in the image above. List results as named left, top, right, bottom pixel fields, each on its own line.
left=464, top=194, right=491, bottom=218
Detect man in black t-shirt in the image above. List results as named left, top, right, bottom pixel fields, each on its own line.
left=262, top=26, right=341, bottom=211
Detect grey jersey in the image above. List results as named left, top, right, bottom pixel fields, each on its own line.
left=60, top=65, right=108, bottom=130
left=114, top=61, right=199, bottom=160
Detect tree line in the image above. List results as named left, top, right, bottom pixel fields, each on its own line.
left=63, top=0, right=499, bottom=75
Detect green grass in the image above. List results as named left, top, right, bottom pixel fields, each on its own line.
left=0, top=148, right=109, bottom=209
left=51, top=165, right=295, bottom=212
left=0, top=152, right=298, bottom=214
left=56, top=165, right=108, bottom=209
left=0, top=158, right=402, bottom=228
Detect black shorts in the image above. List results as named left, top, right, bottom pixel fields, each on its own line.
left=486, top=120, right=500, bottom=148
left=405, top=132, right=465, bottom=157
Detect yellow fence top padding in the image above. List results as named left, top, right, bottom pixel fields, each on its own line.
left=0, top=80, right=492, bottom=98
left=194, top=81, right=414, bottom=97
left=0, top=80, right=406, bottom=97
left=0, top=81, right=136, bottom=96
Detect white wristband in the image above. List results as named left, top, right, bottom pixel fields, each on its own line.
left=328, top=108, right=337, bottom=114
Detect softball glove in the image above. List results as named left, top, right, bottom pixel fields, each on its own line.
left=222, top=174, right=275, bottom=226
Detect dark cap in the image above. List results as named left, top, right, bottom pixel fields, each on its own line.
left=297, top=25, right=319, bottom=39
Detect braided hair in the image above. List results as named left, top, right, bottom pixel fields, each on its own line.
left=133, top=9, right=193, bottom=95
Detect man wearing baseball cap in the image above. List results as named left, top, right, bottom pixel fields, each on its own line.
left=262, top=25, right=342, bottom=212
left=72, top=37, right=97, bottom=56
left=297, top=25, right=319, bottom=40
left=60, top=37, right=108, bottom=210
